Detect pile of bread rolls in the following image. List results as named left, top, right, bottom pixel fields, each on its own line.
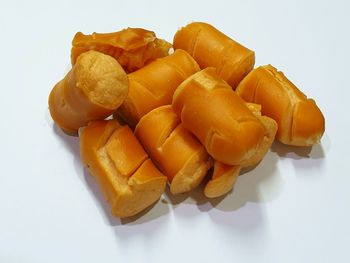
left=48, top=22, right=325, bottom=218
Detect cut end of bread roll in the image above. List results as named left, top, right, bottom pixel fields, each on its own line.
left=80, top=120, right=167, bottom=218
left=74, top=50, right=128, bottom=110
left=48, top=50, right=129, bottom=133
left=204, top=161, right=241, bottom=198
left=111, top=159, right=167, bottom=218
left=170, top=148, right=212, bottom=195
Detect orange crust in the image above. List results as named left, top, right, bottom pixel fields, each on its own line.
left=135, top=106, right=211, bottom=194
left=79, top=120, right=167, bottom=218
left=48, top=50, right=128, bottom=134
left=172, top=68, right=265, bottom=166
left=204, top=161, right=241, bottom=198
left=173, top=22, right=255, bottom=88
left=71, top=27, right=171, bottom=72
left=236, top=65, right=325, bottom=146
left=117, top=49, right=200, bottom=127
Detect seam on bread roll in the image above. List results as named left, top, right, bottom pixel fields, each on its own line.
left=135, top=105, right=211, bottom=194
left=117, top=50, right=200, bottom=127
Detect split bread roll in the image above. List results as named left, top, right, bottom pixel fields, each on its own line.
left=71, top=27, right=171, bottom=72
left=135, top=105, right=212, bottom=194
left=173, top=22, right=255, bottom=88
left=116, top=49, right=200, bottom=127
left=49, top=50, right=128, bottom=135
left=172, top=67, right=266, bottom=166
left=80, top=120, right=167, bottom=218
left=236, top=65, right=325, bottom=146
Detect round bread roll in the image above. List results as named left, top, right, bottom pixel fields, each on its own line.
left=49, top=50, right=128, bottom=134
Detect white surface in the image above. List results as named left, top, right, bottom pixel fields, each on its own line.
left=1, top=0, right=349, bottom=262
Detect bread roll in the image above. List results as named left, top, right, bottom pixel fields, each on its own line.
left=172, top=67, right=265, bottom=166
left=49, top=50, right=128, bottom=135
left=204, top=104, right=276, bottom=198
left=236, top=65, right=325, bottom=146
left=71, top=27, right=171, bottom=72
left=204, top=161, right=241, bottom=198
left=173, top=22, right=255, bottom=88
left=117, top=49, right=200, bottom=127
left=135, top=105, right=212, bottom=194
left=80, top=120, right=167, bottom=218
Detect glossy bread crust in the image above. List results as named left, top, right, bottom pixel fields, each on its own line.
left=49, top=50, right=128, bottom=134
left=172, top=68, right=265, bottom=166
left=173, top=22, right=255, bottom=88
left=236, top=65, right=325, bottom=146
left=117, top=49, right=200, bottom=127
left=135, top=105, right=211, bottom=194
left=71, top=27, right=171, bottom=72
left=80, top=120, right=167, bottom=218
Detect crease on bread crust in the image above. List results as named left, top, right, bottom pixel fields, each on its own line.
left=264, top=65, right=298, bottom=143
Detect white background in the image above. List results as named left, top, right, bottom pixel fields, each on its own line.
left=1, top=0, right=349, bottom=262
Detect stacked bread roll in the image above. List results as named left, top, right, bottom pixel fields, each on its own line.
left=48, top=23, right=325, bottom=218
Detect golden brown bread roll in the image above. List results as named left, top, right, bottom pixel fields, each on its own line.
left=172, top=67, right=265, bottom=166
left=135, top=105, right=212, bottom=194
left=71, top=27, right=171, bottom=72
left=204, top=104, right=276, bottom=198
left=236, top=65, right=325, bottom=146
left=204, top=161, right=241, bottom=198
left=80, top=120, right=167, bottom=218
left=173, top=22, right=255, bottom=88
left=116, top=49, right=200, bottom=127
left=49, top=50, right=128, bottom=135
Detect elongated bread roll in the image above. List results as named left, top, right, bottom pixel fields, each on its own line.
left=116, top=49, right=200, bottom=127
left=204, top=104, right=276, bottom=198
left=135, top=105, right=212, bottom=194
left=173, top=22, right=255, bottom=88
left=80, top=120, right=167, bottom=218
left=71, top=27, right=171, bottom=72
left=172, top=67, right=265, bottom=166
left=236, top=65, right=325, bottom=146
left=49, top=50, right=128, bottom=135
